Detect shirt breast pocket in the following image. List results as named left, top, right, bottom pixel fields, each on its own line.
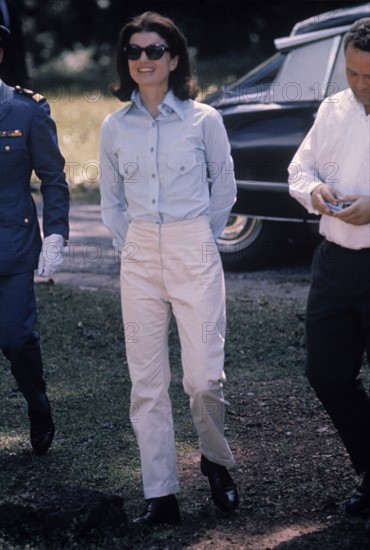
left=120, top=160, right=140, bottom=184
left=161, top=152, right=208, bottom=203
left=0, top=143, right=29, bottom=183
left=165, top=153, right=198, bottom=178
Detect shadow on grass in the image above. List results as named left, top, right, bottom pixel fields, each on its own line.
left=273, top=520, right=370, bottom=549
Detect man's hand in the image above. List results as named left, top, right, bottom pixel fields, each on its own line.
left=311, top=186, right=370, bottom=225
left=311, top=184, right=339, bottom=215
left=37, top=234, right=65, bottom=277
left=333, top=195, right=370, bottom=226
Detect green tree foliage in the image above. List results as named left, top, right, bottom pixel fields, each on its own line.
left=20, top=0, right=360, bottom=87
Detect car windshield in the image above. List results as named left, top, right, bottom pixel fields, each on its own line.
left=204, top=53, right=284, bottom=106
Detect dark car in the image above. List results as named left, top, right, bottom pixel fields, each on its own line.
left=207, top=2, right=370, bottom=270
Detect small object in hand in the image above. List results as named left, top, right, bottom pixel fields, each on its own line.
left=325, top=201, right=354, bottom=212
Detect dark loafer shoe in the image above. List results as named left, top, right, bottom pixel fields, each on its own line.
left=345, top=486, right=370, bottom=516
left=29, top=402, right=55, bottom=455
left=133, top=495, right=181, bottom=526
left=201, top=455, right=239, bottom=512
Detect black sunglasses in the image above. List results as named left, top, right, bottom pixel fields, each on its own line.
left=124, top=43, right=171, bottom=61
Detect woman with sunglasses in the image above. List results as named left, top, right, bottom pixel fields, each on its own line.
left=99, top=11, right=238, bottom=526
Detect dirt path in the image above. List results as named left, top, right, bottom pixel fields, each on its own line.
left=39, top=203, right=312, bottom=305
left=29, top=204, right=370, bottom=549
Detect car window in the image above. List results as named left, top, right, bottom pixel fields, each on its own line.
left=264, top=36, right=341, bottom=103
left=329, top=36, right=348, bottom=95
left=205, top=53, right=284, bottom=106
left=225, top=53, right=284, bottom=100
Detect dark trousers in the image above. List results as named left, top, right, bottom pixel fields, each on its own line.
left=0, top=272, right=48, bottom=413
left=306, top=239, right=370, bottom=474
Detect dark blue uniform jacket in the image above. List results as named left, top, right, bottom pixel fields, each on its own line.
left=0, top=82, right=69, bottom=275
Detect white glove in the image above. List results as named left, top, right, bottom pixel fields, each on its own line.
left=37, top=234, right=65, bottom=277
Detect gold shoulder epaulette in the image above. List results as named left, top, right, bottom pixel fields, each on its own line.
left=15, top=85, right=45, bottom=103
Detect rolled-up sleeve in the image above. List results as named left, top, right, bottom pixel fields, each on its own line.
left=288, top=102, right=329, bottom=214
left=99, top=116, right=129, bottom=246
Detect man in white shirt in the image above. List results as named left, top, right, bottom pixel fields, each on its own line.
left=288, top=18, right=370, bottom=515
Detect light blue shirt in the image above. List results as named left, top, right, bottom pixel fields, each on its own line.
left=99, top=89, right=236, bottom=245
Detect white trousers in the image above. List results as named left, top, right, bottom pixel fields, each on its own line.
left=120, top=216, right=235, bottom=499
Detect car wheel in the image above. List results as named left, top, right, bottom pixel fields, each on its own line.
left=217, top=214, right=287, bottom=270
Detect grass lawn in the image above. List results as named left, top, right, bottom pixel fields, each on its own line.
left=1, top=90, right=370, bottom=548
left=0, top=282, right=297, bottom=548
left=36, top=93, right=123, bottom=203
left=1, top=283, right=369, bottom=548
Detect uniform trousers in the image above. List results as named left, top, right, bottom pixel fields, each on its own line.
left=120, top=216, right=235, bottom=499
left=0, top=271, right=48, bottom=413
left=306, top=239, right=370, bottom=474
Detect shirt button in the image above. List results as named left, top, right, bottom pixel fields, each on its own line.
left=150, top=147, right=154, bottom=153
left=151, top=173, right=156, bottom=178
left=152, top=122, right=155, bottom=127
left=180, top=166, right=185, bottom=171
left=152, top=199, right=156, bottom=204
left=5, top=145, right=10, bottom=151
left=24, top=218, right=29, bottom=224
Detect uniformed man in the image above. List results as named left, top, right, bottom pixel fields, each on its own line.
left=0, top=24, right=69, bottom=454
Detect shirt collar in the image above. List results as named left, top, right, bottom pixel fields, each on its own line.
left=0, top=79, right=9, bottom=102
left=121, top=88, right=185, bottom=120
left=347, top=88, right=370, bottom=118
left=159, top=89, right=185, bottom=120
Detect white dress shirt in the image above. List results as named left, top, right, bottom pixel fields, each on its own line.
left=99, top=89, right=236, bottom=246
left=288, top=88, right=370, bottom=249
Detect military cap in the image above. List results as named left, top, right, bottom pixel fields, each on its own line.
left=0, top=24, right=10, bottom=42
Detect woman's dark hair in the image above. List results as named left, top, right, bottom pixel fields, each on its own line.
left=344, top=17, right=370, bottom=52
left=111, top=11, right=199, bottom=101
